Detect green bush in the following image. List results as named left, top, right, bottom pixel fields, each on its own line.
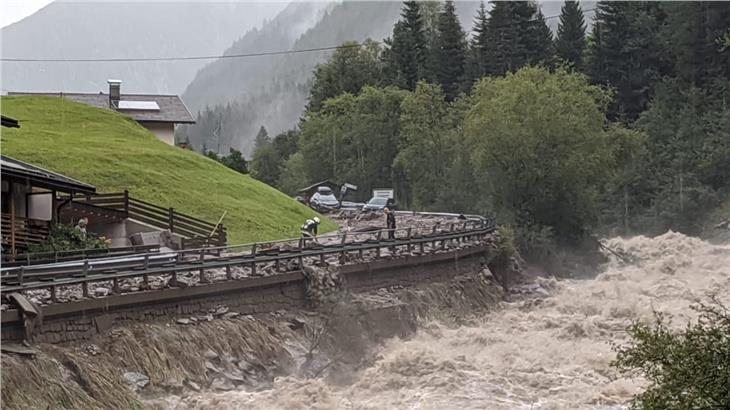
left=612, top=297, right=730, bottom=409
left=28, top=224, right=110, bottom=254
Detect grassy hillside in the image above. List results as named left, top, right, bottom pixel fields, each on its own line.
left=0, top=96, right=336, bottom=243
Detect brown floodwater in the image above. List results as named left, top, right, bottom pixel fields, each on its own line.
left=167, top=231, right=730, bottom=410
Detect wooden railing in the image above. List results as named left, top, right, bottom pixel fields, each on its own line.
left=72, top=191, right=226, bottom=247
left=1, top=213, right=50, bottom=252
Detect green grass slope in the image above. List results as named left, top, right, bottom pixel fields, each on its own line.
left=1, top=96, right=336, bottom=243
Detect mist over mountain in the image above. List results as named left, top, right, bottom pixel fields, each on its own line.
left=0, top=1, right=286, bottom=94
left=178, top=1, right=595, bottom=156
left=180, top=1, right=488, bottom=155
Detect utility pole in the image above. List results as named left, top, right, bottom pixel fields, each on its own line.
left=214, top=112, right=223, bottom=155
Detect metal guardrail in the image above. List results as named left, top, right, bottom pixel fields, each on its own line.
left=2, top=244, right=161, bottom=267
left=0, top=217, right=496, bottom=300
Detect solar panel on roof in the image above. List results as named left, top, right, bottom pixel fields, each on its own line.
left=118, top=100, right=160, bottom=110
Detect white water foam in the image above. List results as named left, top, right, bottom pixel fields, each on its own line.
left=173, top=231, right=730, bottom=410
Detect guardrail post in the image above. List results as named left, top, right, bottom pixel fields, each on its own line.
left=18, top=266, right=24, bottom=286
left=251, top=243, right=257, bottom=276
left=375, top=230, right=382, bottom=258
left=123, top=190, right=130, bottom=215
left=170, top=270, right=178, bottom=287
left=339, top=233, right=347, bottom=264
left=198, top=248, right=207, bottom=283
left=407, top=228, right=412, bottom=253
left=143, top=253, right=150, bottom=286
left=168, top=207, right=175, bottom=233
left=50, top=284, right=58, bottom=302
left=82, top=260, right=89, bottom=297
left=226, top=265, right=232, bottom=280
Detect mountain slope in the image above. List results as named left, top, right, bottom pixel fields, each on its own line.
left=0, top=96, right=336, bottom=243
left=0, top=1, right=286, bottom=94
left=179, top=1, right=405, bottom=155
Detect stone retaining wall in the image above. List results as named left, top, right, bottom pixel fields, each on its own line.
left=1, top=246, right=489, bottom=344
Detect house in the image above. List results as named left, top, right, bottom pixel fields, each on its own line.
left=1, top=155, right=97, bottom=254
left=9, top=80, right=195, bottom=145
left=1, top=155, right=226, bottom=256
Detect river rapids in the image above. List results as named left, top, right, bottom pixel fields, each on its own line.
left=172, top=231, right=730, bottom=410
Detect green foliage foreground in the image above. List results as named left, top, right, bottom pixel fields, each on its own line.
left=612, top=297, right=730, bottom=410
left=0, top=96, right=336, bottom=244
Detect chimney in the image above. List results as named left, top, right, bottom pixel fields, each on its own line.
left=107, top=79, right=121, bottom=108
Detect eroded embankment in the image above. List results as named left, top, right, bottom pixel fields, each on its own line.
left=1, top=268, right=505, bottom=410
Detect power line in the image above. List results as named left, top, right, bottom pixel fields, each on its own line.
left=0, top=7, right=596, bottom=63
left=0, top=44, right=364, bottom=63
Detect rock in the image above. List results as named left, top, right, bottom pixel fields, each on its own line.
left=204, top=349, right=219, bottom=361
left=122, top=371, right=150, bottom=390
left=94, top=287, right=111, bottom=297
left=176, top=318, right=191, bottom=325
left=223, top=312, right=240, bottom=320
left=185, top=380, right=201, bottom=392
left=221, top=353, right=238, bottom=365
left=223, top=370, right=246, bottom=383
left=205, top=361, right=221, bottom=373
left=288, top=317, right=306, bottom=330
left=214, top=306, right=229, bottom=316
left=534, top=287, right=550, bottom=297
left=211, top=377, right=235, bottom=391
left=190, top=316, right=198, bottom=322
left=237, top=360, right=252, bottom=372
left=160, top=378, right=184, bottom=393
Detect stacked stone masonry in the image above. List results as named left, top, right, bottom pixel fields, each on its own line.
left=1, top=246, right=488, bottom=344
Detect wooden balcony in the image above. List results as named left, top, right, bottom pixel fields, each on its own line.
left=1, top=213, right=50, bottom=254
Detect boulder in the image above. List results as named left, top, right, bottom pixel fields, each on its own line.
left=122, top=371, right=150, bottom=391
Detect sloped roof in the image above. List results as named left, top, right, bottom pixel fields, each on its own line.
left=1, top=155, right=96, bottom=194
left=298, top=180, right=339, bottom=193
left=8, top=92, right=195, bottom=124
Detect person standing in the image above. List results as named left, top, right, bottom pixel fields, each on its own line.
left=384, top=207, right=396, bottom=239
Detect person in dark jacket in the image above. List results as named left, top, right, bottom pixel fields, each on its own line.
left=384, top=207, right=396, bottom=239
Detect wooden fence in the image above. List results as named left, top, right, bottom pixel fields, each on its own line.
left=72, top=191, right=226, bottom=247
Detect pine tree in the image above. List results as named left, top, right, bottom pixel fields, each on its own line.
left=253, top=125, right=269, bottom=150
left=661, top=2, right=730, bottom=87
left=419, top=1, right=442, bottom=84
left=435, top=0, right=467, bottom=101
left=484, top=1, right=521, bottom=76
left=467, top=1, right=490, bottom=83
left=528, top=9, right=555, bottom=67
left=485, top=1, right=550, bottom=76
left=588, top=1, right=664, bottom=122
left=387, top=1, right=428, bottom=90
left=555, top=0, right=586, bottom=70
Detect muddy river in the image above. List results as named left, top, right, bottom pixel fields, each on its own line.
left=170, top=231, right=730, bottom=409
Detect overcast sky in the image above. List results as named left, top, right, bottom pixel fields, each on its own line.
left=1, top=0, right=53, bottom=28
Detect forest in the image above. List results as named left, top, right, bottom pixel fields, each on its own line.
left=244, top=0, right=729, bottom=256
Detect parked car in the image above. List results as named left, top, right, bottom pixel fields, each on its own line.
left=341, top=201, right=366, bottom=209
left=362, top=196, right=396, bottom=212
left=309, top=186, right=340, bottom=212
